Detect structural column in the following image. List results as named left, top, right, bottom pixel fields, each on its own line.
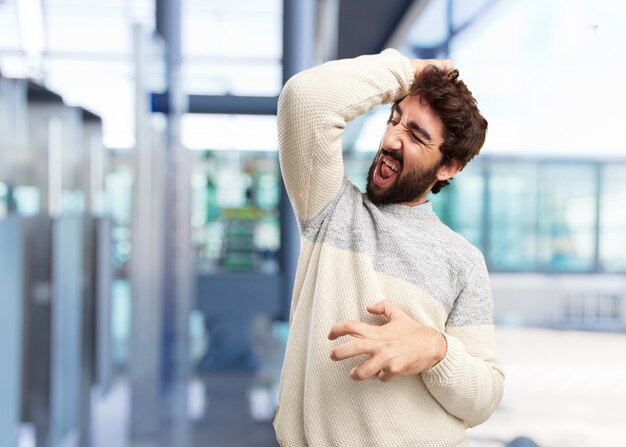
left=130, top=24, right=163, bottom=440
left=279, top=0, right=317, bottom=320
left=157, top=0, right=193, bottom=445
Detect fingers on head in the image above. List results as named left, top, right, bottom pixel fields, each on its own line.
left=441, top=59, right=454, bottom=70
left=431, top=59, right=453, bottom=70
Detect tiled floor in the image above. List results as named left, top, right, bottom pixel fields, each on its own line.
left=91, top=371, right=277, bottom=447
left=198, top=328, right=626, bottom=447
left=194, top=371, right=278, bottom=447
left=467, top=327, right=626, bottom=447
left=92, top=327, right=626, bottom=447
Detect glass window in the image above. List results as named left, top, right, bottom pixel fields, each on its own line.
left=183, top=10, right=281, bottom=59
left=182, top=60, right=281, bottom=96
left=537, top=164, right=597, bottom=272
left=104, top=163, right=133, bottom=267
left=354, top=105, right=391, bottom=153
left=191, top=150, right=280, bottom=273
left=13, top=185, right=40, bottom=215
left=433, top=161, right=485, bottom=251
left=344, top=153, right=374, bottom=192
left=182, top=0, right=282, bottom=96
left=0, top=182, right=7, bottom=218
left=0, top=0, right=154, bottom=148
left=444, top=0, right=626, bottom=159
left=181, top=114, right=277, bottom=151
left=599, top=164, right=626, bottom=272
left=487, top=161, right=539, bottom=271
left=46, top=15, right=130, bottom=54
left=404, top=0, right=448, bottom=53
left=0, top=2, right=21, bottom=51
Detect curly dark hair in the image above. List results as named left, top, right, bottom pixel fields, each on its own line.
left=392, top=65, right=488, bottom=194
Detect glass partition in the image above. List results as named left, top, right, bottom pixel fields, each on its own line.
left=599, top=164, right=626, bottom=272
left=340, top=156, right=626, bottom=274
left=0, top=182, right=7, bottom=218
left=537, top=163, right=597, bottom=272
left=0, top=217, right=23, bottom=447
left=191, top=150, right=280, bottom=273
left=436, top=162, right=485, bottom=251
left=487, top=161, right=539, bottom=270
left=182, top=0, right=282, bottom=96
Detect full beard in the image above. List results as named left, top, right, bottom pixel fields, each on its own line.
left=365, top=151, right=441, bottom=205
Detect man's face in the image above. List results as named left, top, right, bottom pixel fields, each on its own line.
left=366, top=95, right=446, bottom=206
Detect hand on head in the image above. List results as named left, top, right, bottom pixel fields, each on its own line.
left=410, top=58, right=454, bottom=76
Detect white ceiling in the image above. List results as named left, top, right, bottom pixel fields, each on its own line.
left=0, top=0, right=282, bottom=148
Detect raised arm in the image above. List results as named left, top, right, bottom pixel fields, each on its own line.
left=277, top=49, right=414, bottom=225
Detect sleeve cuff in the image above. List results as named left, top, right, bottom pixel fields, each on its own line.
left=422, top=331, right=464, bottom=385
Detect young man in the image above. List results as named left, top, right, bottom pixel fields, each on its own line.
left=274, top=49, right=504, bottom=446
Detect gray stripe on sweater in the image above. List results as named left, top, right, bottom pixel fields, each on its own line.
left=300, top=178, right=493, bottom=326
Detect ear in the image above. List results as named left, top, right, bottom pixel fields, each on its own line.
left=436, top=159, right=462, bottom=182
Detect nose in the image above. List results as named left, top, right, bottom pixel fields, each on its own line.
left=382, top=126, right=403, bottom=152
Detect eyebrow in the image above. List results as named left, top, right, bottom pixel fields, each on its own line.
left=393, top=103, right=433, bottom=143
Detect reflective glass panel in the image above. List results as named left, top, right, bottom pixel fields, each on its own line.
left=0, top=182, right=7, bottom=218
left=537, top=164, right=597, bottom=271
left=487, top=161, right=539, bottom=270
left=438, top=161, right=485, bottom=251
left=182, top=0, right=282, bottom=96
left=599, top=164, right=626, bottom=272
left=191, top=150, right=280, bottom=273
left=0, top=1, right=21, bottom=51
left=181, top=114, right=277, bottom=151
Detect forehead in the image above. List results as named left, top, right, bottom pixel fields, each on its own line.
left=397, top=95, right=445, bottom=144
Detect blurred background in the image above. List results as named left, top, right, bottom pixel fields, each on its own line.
left=1, top=0, right=625, bottom=446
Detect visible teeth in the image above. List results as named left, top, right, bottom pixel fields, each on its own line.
left=383, top=158, right=398, bottom=172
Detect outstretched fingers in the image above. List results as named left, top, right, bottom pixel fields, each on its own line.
left=330, top=338, right=374, bottom=361
left=377, top=369, right=393, bottom=382
left=328, top=319, right=372, bottom=340
left=367, top=299, right=401, bottom=320
left=350, top=357, right=385, bottom=381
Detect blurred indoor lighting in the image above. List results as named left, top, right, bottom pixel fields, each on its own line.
left=16, top=0, right=45, bottom=64
left=181, top=114, right=278, bottom=151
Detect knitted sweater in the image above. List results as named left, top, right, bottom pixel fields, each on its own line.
left=274, top=49, right=504, bottom=447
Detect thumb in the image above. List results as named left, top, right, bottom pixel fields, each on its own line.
left=367, top=299, right=397, bottom=320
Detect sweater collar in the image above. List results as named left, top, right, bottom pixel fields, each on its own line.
left=375, top=201, right=438, bottom=220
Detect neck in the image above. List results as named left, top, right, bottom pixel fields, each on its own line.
left=400, top=193, right=429, bottom=207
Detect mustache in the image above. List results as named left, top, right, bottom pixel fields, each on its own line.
left=380, top=148, right=402, bottom=163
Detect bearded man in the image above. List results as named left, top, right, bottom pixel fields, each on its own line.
left=274, top=49, right=504, bottom=447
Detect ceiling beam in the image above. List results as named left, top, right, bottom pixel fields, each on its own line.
left=151, top=93, right=278, bottom=115
left=337, top=0, right=414, bottom=58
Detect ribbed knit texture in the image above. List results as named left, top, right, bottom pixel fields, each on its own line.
left=275, top=49, right=504, bottom=447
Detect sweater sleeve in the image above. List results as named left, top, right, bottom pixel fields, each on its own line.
left=421, top=255, right=505, bottom=427
left=277, top=49, right=414, bottom=226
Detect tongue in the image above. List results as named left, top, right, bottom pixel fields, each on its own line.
left=380, top=162, right=395, bottom=179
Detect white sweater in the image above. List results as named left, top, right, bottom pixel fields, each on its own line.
left=274, top=49, right=504, bottom=447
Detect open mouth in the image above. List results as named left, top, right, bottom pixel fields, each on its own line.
left=373, top=149, right=402, bottom=188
